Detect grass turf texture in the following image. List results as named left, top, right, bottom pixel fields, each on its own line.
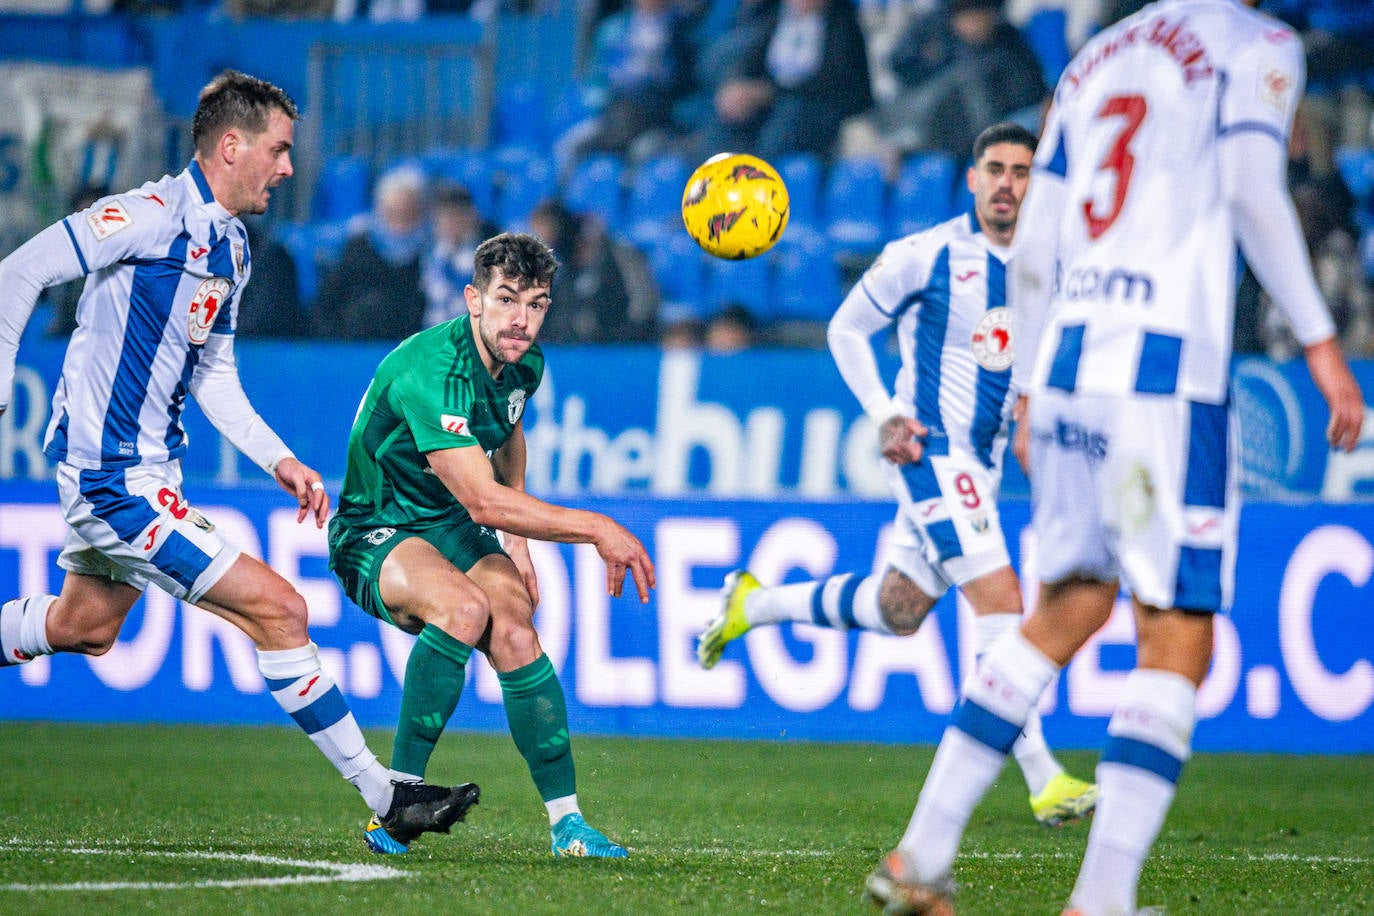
left=0, top=723, right=1368, bottom=914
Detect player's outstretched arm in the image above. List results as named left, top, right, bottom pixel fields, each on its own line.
left=0, top=222, right=87, bottom=412
left=492, top=423, right=539, bottom=606
left=272, top=456, right=330, bottom=527
left=1304, top=337, right=1365, bottom=452
left=430, top=444, right=656, bottom=602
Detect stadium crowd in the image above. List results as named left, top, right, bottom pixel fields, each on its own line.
left=10, top=0, right=1374, bottom=356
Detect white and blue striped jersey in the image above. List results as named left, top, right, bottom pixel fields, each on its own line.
left=42, top=163, right=250, bottom=470
left=1027, top=0, right=1312, bottom=405
left=830, top=211, right=1018, bottom=473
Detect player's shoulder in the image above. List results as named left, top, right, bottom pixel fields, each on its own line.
left=74, top=173, right=185, bottom=244
left=880, top=216, right=967, bottom=267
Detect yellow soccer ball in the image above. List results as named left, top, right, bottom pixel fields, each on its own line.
left=681, top=152, right=790, bottom=260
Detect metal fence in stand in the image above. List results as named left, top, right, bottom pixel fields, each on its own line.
left=298, top=26, right=494, bottom=223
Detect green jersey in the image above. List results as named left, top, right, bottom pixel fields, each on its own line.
left=334, top=315, right=544, bottom=529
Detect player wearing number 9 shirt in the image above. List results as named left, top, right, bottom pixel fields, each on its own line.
left=697, top=123, right=1097, bottom=829
left=864, top=2, right=1365, bottom=915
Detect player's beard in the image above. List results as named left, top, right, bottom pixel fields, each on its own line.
left=478, top=313, right=531, bottom=367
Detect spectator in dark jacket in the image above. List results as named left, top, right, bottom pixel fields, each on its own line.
left=878, top=0, right=1048, bottom=159
left=313, top=165, right=428, bottom=341
left=693, top=0, right=873, bottom=163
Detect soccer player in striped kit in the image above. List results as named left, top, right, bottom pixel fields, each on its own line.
left=864, top=2, right=1365, bottom=913
left=0, top=70, right=477, bottom=846
left=698, top=123, right=1097, bottom=829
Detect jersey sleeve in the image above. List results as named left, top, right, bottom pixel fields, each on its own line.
left=1217, top=23, right=1304, bottom=145
left=61, top=191, right=178, bottom=274
left=393, top=366, right=482, bottom=453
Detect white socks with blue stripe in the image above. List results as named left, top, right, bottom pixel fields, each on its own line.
left=0, top=596, right=55, bottom=666
left=1069, top=668, right=1196, bottom=916
left=258, top=642, right=395, bottom=816
left=975, top=613, right=1062, bottom=796
left=746, top=573, right=891, bottom=633
left=899, top=627, right=1058, bottom=883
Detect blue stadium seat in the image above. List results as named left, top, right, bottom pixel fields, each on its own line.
left=311, top=154, right=370, bottom=223
left=890, top=152, right=959, bottom=237
left=647, top=232, right=710, bottom=323
left=1336, top=146, right=1374, bottom=230
left=276, top=220, right=351, bottom=305
left=565, top=154, right=625, bottom=227
left=705, top=250, right=773, bottom=319
left=824, top=157, right=887, bottom=255
left=628, top=155, right=691, bottom=246
left=426, top=147, right=498, bottom=217
left=493, top=80, right=548, bottom=150
left=774, top=233, right=842, bottom=323
left=776, top=152, right=824, bottom=234
left=1022, top=8, right=1071, bottom=85
left=496, top=154, right=557, bottom=230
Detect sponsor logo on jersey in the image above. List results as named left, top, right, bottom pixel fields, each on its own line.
left=1260, top=68, right=1294, bottom=113
left=364, top=526, right=397, bottom=546
left=442, top=414, right=470, bottom=436
left=1062, top=267, right=1155, bottom=304
left=955, top=270, right=980, bottom=283
left=970, top=307, right=1014, bottom=371
left=232, top=241, right=246, bottom=275
left=189, top=246, right=208, bottom=261
left=508, top=388, right=527, bottom=424
left=87, top=201, right=132, bottom=240
left=188, top=278, right=231, bottom=345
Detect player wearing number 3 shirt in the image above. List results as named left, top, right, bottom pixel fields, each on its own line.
left=866, top=3, right=1365, bottom=915
left=697, top=124, right=1098, bottom=829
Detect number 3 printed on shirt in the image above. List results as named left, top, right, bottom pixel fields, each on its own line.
left=1083, top=94, right=1148, bottom=240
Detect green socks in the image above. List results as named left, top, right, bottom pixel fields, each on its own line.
left=499, top=654, right=576, bottom=802
left=391, top=624, right=472, bottom=778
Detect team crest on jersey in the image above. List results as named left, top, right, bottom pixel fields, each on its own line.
left=87, top=201, right=132, bottom=240
left=508, top=388, right=527, bottom=424
left=188, top=277, right=231, bottom=345
left=364, top=526, right=397, bottom=546
left=970, top=307, right=1014, bottom=371
left=1259, top=68, right=1294, bottom=113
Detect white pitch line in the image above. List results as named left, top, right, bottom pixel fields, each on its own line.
left=0, top=841, right=406, bottom=892
left=672, top=847, right=1371, bottom=866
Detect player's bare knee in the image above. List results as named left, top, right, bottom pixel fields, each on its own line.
left=250, top=585, right=310, bottom=645
left=427, top=589, right=491, bottom=645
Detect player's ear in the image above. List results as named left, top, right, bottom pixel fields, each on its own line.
left=966, top=165, right=978, bottom=194
left=463, top=283, right=481, bottom=318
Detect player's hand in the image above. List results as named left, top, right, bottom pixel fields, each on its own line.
left=879, top=414, right=927, bottom=465
left=504, top=534, right=541, bottom=609
left=1305, top=337, right=1365, bottom=452
left=1012, top=395, right=1032, bottom=474
left=594, top=517, right=656, bottom=603
left=274, top=456, right=330, bottom=528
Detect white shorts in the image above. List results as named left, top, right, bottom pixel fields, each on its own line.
left=881, top=446, right=1012, bottom=599
left=1028, top=389, right=1237, bottom=612
left=56, top=462, right=240, bottom=603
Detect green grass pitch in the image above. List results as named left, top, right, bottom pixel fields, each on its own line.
left=0, top=722, right=1368, bottom=914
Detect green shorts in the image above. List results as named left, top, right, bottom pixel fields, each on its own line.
left=327, top=517, right=506, bottom=628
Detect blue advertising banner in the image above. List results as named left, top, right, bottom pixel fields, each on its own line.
left=6, top=334, right=1374, bottom=500
left=2, top=483, right=1371, bottom=753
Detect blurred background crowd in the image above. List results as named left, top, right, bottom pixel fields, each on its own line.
left=3, top=0, right=1374, bottom=358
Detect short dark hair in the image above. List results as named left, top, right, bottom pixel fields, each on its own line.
left=473, top=232, right=559, bottom=291
left=972, top=122, right=1038, bottom=163
left=192, top=70, right=299, bottom=159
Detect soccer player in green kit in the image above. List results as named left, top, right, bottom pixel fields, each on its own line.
left=328, top=232, right=656, bottom=857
